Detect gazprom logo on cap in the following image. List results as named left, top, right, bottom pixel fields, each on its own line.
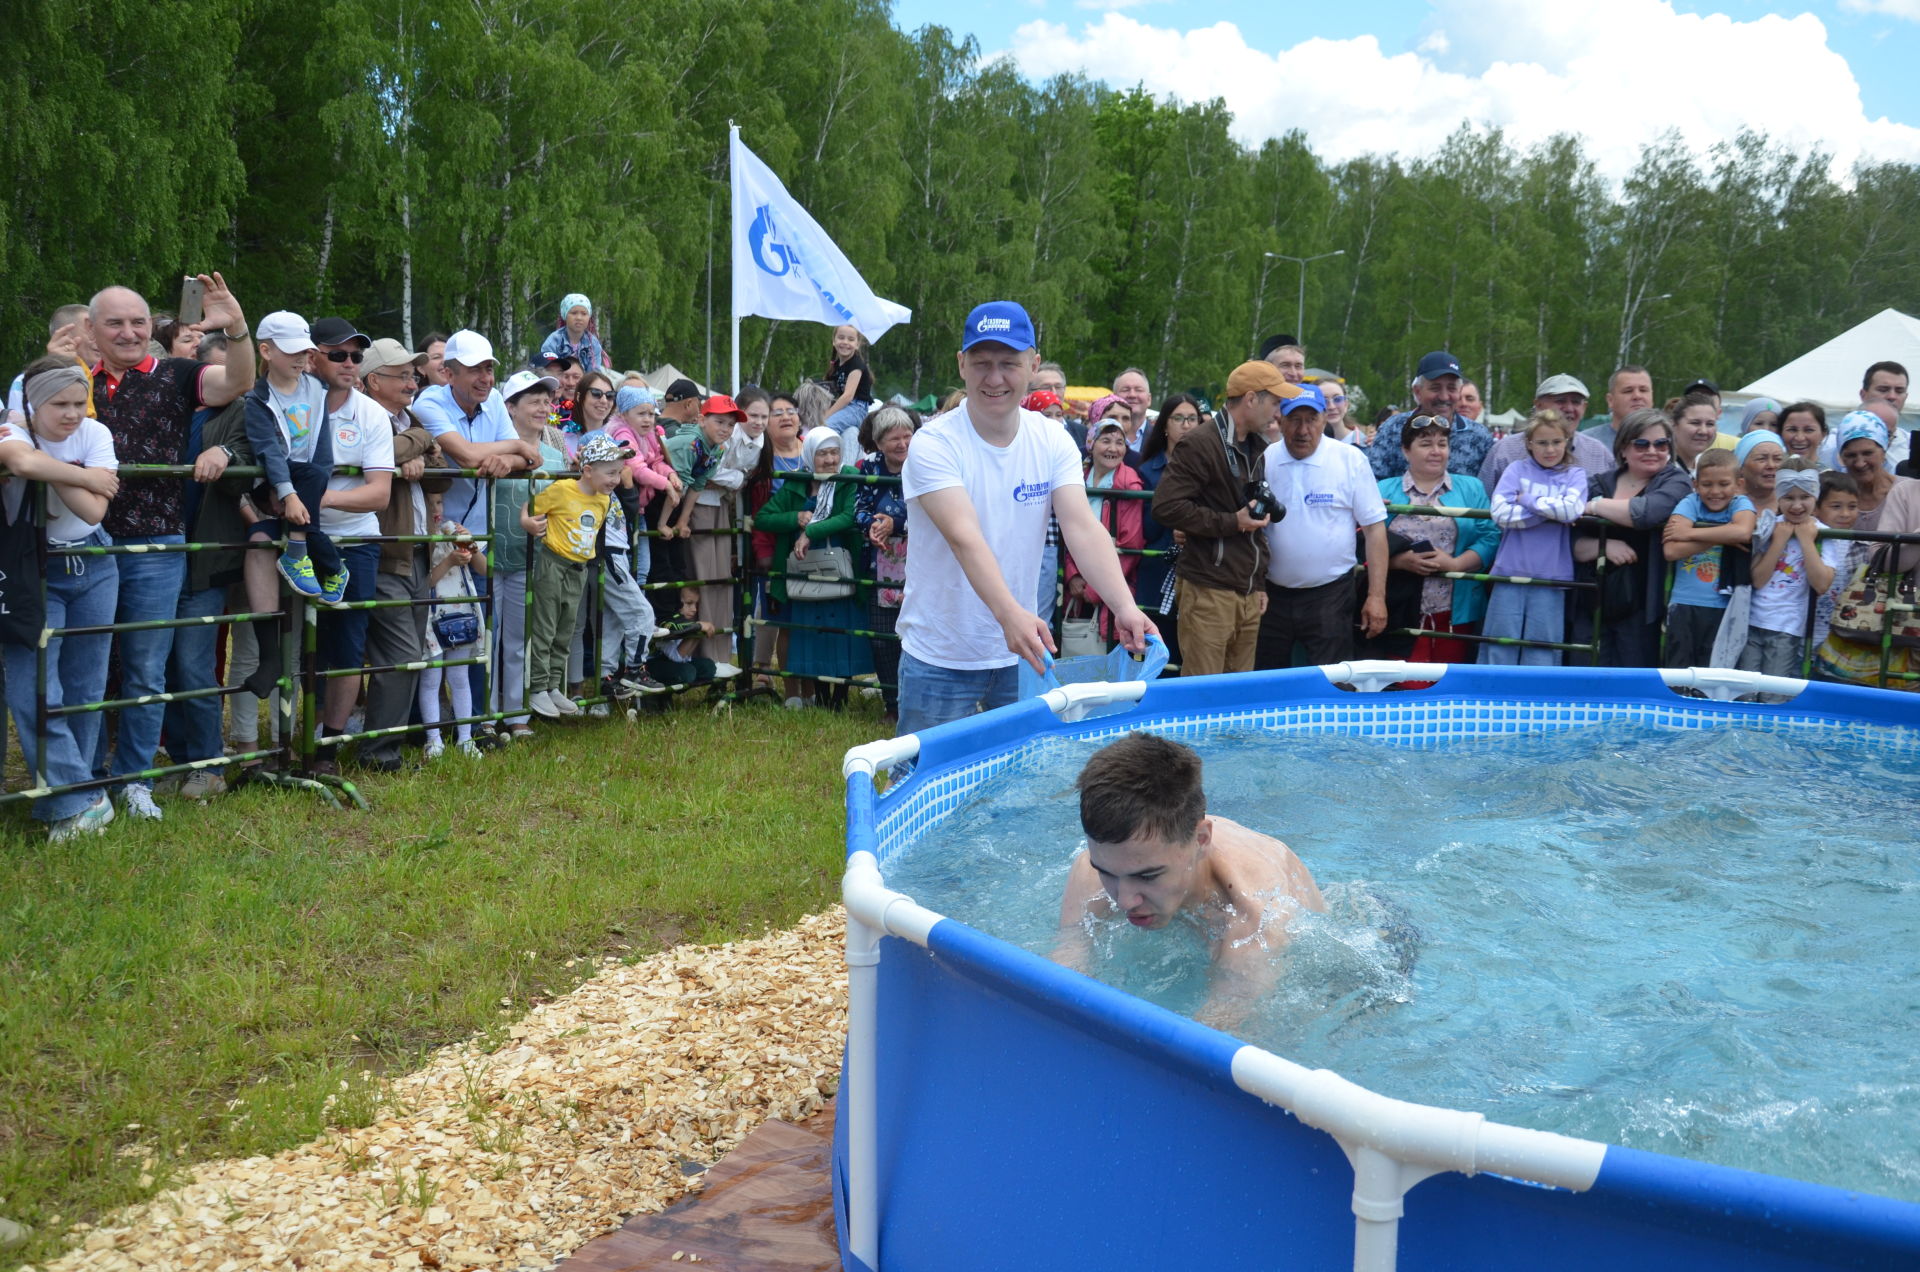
left=977, top=317, right=1012, bottom=333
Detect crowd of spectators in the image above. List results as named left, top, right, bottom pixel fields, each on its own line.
left=6, top=277, right=1919, bottom=838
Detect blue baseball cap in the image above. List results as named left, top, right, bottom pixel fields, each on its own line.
left=961, top=301, right=1036, bottom=351
left=1278, top=384, right=1327, bottom=416
left=1416, top=351, right=1462, bottom=381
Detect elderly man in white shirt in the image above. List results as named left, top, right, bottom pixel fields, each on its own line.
left=1255, top=385, right=1389, bottom=670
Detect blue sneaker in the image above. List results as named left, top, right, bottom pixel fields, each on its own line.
left=319, top=566, right=350, bottom=607
left=278, top=551, right=322, bottom=597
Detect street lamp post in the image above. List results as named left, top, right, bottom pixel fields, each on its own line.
left=1263, top=249, right=1346, bottom=348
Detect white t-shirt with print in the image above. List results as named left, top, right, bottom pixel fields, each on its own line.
left=898, top=404, right=1084, bottom=670
left=319, top=389, right=396, bottom=541
left=1262, top=435, right=1388, bottom=589
left=0, top=418, right=118, bottom=542
left=263, top=374, right=329, bottom=465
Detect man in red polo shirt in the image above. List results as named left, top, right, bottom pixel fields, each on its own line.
left=83, top=273, right=253, bottom=821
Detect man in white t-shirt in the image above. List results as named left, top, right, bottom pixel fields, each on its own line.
left=896, top=301, right=1153, bottom=735
left=1256, top=385, right=1389, bottom=670
left=410, top=330, right=540, bottom=534
left=307, top=318, right=396, bottom=773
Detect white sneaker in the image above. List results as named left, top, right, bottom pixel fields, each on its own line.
left=553, top=692, right=581, bottom=716
left=423, top=737, right=446, bottom=760
left=49, top=795, right=114, bottom=842
left=587, top=702, right=610, bottom=718
left=458, top=738, right=485, bottom=759
left=529, top=690, right=560, bottom=719
left=120, top=784, right=163, bottom=822
left=784, top=696, right=807, bottom=710
left=710, top=662, right=741, bottom=680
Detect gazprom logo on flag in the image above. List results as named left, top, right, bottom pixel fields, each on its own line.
left=749, top=205, right=796, bottom=277
left=976, top=317, right=1012, bottom=333
left=1012, top=480, right=1052, bottom=504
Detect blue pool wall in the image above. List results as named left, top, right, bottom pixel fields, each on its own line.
left=835, top=666, right=1920, bottom=1271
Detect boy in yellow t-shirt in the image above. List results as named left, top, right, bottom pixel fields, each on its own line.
left=524, top=433, right=628, bottom=718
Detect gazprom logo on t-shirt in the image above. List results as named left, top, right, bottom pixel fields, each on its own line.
left=1012, top=479, right=1052, bottom=504
left=976, top=317, right=1012, bottom=333
left=1305, top=491, right=1335, bottom=506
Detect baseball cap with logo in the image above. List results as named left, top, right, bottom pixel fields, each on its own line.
left=257, top=311, right=315, bottom=354
left=1416, top=351, right=1463, bottom=381
left=361, top=337, right=426, bottom=379
left=961, top=301, right=1036, bottom=352
left=442, top=330, right=497, bottom=368
left=663, top=378, right=701, bottom=403
left=1278, top=384, right=1328, bottom=416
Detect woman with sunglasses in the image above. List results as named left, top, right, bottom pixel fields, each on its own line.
left=1572, top=408, right=1692, bottom=666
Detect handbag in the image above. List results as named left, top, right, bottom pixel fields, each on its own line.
left=430, top=561, right=483, bottom=649
left=1828, top=548, right=1920, bottom=649
left=1059, top=601, right=1106, bottom=658
left=787, top=545, right=854, bottom=601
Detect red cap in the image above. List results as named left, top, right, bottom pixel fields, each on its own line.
left=701, top=393, right=746, bottom=421
left=1022, top=389, right=1063, bottom=412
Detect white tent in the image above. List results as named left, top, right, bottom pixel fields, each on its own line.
left=643, top=363, right=708, bottom=398
left=1728, top=308, right=1919, bottom=425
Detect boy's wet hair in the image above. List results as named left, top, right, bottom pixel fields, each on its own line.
left=1694, top=448, right=1737, bottom=476
left=1077, top=733, right=1207, bottom=846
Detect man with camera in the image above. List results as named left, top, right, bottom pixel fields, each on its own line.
left=1256, top=384, right=1390, bottom=670
left=1150, top=360, right=1294, bottom=676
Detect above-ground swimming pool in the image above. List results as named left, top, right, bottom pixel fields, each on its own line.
left=833, top=663, right=1920, bottom=1272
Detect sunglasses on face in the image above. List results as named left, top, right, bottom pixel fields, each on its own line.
left=1629, top=437, right=1672, bottom=451
left=584, top=388, right=614, bottom=400
left=323, top=349, right=365, bottom=364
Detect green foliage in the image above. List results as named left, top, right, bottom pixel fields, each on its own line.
left=4, top=3, right=1920, bottom=412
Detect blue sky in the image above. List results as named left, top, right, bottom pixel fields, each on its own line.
left=890, top=0, right=1920, bottom=176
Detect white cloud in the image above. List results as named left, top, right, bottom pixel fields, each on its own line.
left=1003, top=2, right=1920, bottom=179
left=1838, top=0, right=1920, bottom=19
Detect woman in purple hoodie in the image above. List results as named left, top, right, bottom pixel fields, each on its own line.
left=1479, top=410, right=1588, bottom=666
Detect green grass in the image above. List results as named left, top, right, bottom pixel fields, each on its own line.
left=0, top=700, right=885, bottom=1269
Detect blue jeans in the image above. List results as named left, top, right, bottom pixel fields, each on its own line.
left=1478, top=583, right=1566, bottom=667
left=164, top=584, right=228, bottom=763
left=1037, top=540, right=1059, bottom=627
left=100, top=534, right=186, bottom=783
left=826, top=401, right=868, bottom=454
left=896, top=651, right=1020, bottom=737
left=7, top=536, right=119, bottom=821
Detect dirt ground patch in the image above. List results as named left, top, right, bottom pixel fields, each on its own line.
left=30, top=911, right=848, bottom=1272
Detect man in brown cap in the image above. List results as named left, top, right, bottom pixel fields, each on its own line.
left=1150, top=361, right=1296, bottom=676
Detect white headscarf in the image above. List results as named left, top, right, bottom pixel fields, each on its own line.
left=800, top=426, right=844, bottom=518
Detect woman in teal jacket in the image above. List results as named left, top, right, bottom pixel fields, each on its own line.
left=1372, top=416, right=1501, bottom=668
left=751, top=426, right=872, bottom=708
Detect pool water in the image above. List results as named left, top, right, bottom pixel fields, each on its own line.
left=881, top=720, right=1920, bottom=1200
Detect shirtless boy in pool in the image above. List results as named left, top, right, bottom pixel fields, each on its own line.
left=1054, top=732, right=1325, bottom=1028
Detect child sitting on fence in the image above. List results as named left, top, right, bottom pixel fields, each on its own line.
left=1662, top=448, right=1757, bottom=669
left=523, top=432, right=626, bottom=719
left=419, top=490, right=488, bottom=760
left=1481, top=410, right=1587, bottom=667
left=1, top=358, right=122, bottom=839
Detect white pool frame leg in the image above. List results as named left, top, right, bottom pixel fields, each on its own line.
left=845, top=902, right=882, bottom=1269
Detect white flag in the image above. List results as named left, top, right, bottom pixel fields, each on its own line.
left=730, top=130, right=910, bottom=342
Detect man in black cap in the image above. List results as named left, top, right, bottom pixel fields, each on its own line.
left=1363, top=350, right=1495, bottom=480
left=307, top=317, right=395, bottom=774
left=660, top=378, right=702, bottom=438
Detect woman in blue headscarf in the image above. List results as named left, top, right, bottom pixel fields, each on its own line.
left=1735, top=428, right=1786, bottom=516
left=1833, top=411, right=1911, bottom=532
left=753, top=426, right=872, bottom=708
left=539, top=293, right=607, bottom=370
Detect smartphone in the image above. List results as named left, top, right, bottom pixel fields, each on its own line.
left=1404, top=539, right=1434, bottom=555
left=178, top=276, right=205, bottom=327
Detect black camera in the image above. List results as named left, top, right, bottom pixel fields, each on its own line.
left=1245, top=480, right=1284, bottom=522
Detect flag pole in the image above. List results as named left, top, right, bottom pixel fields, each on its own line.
left=728, top=120, right=740, bottom=395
